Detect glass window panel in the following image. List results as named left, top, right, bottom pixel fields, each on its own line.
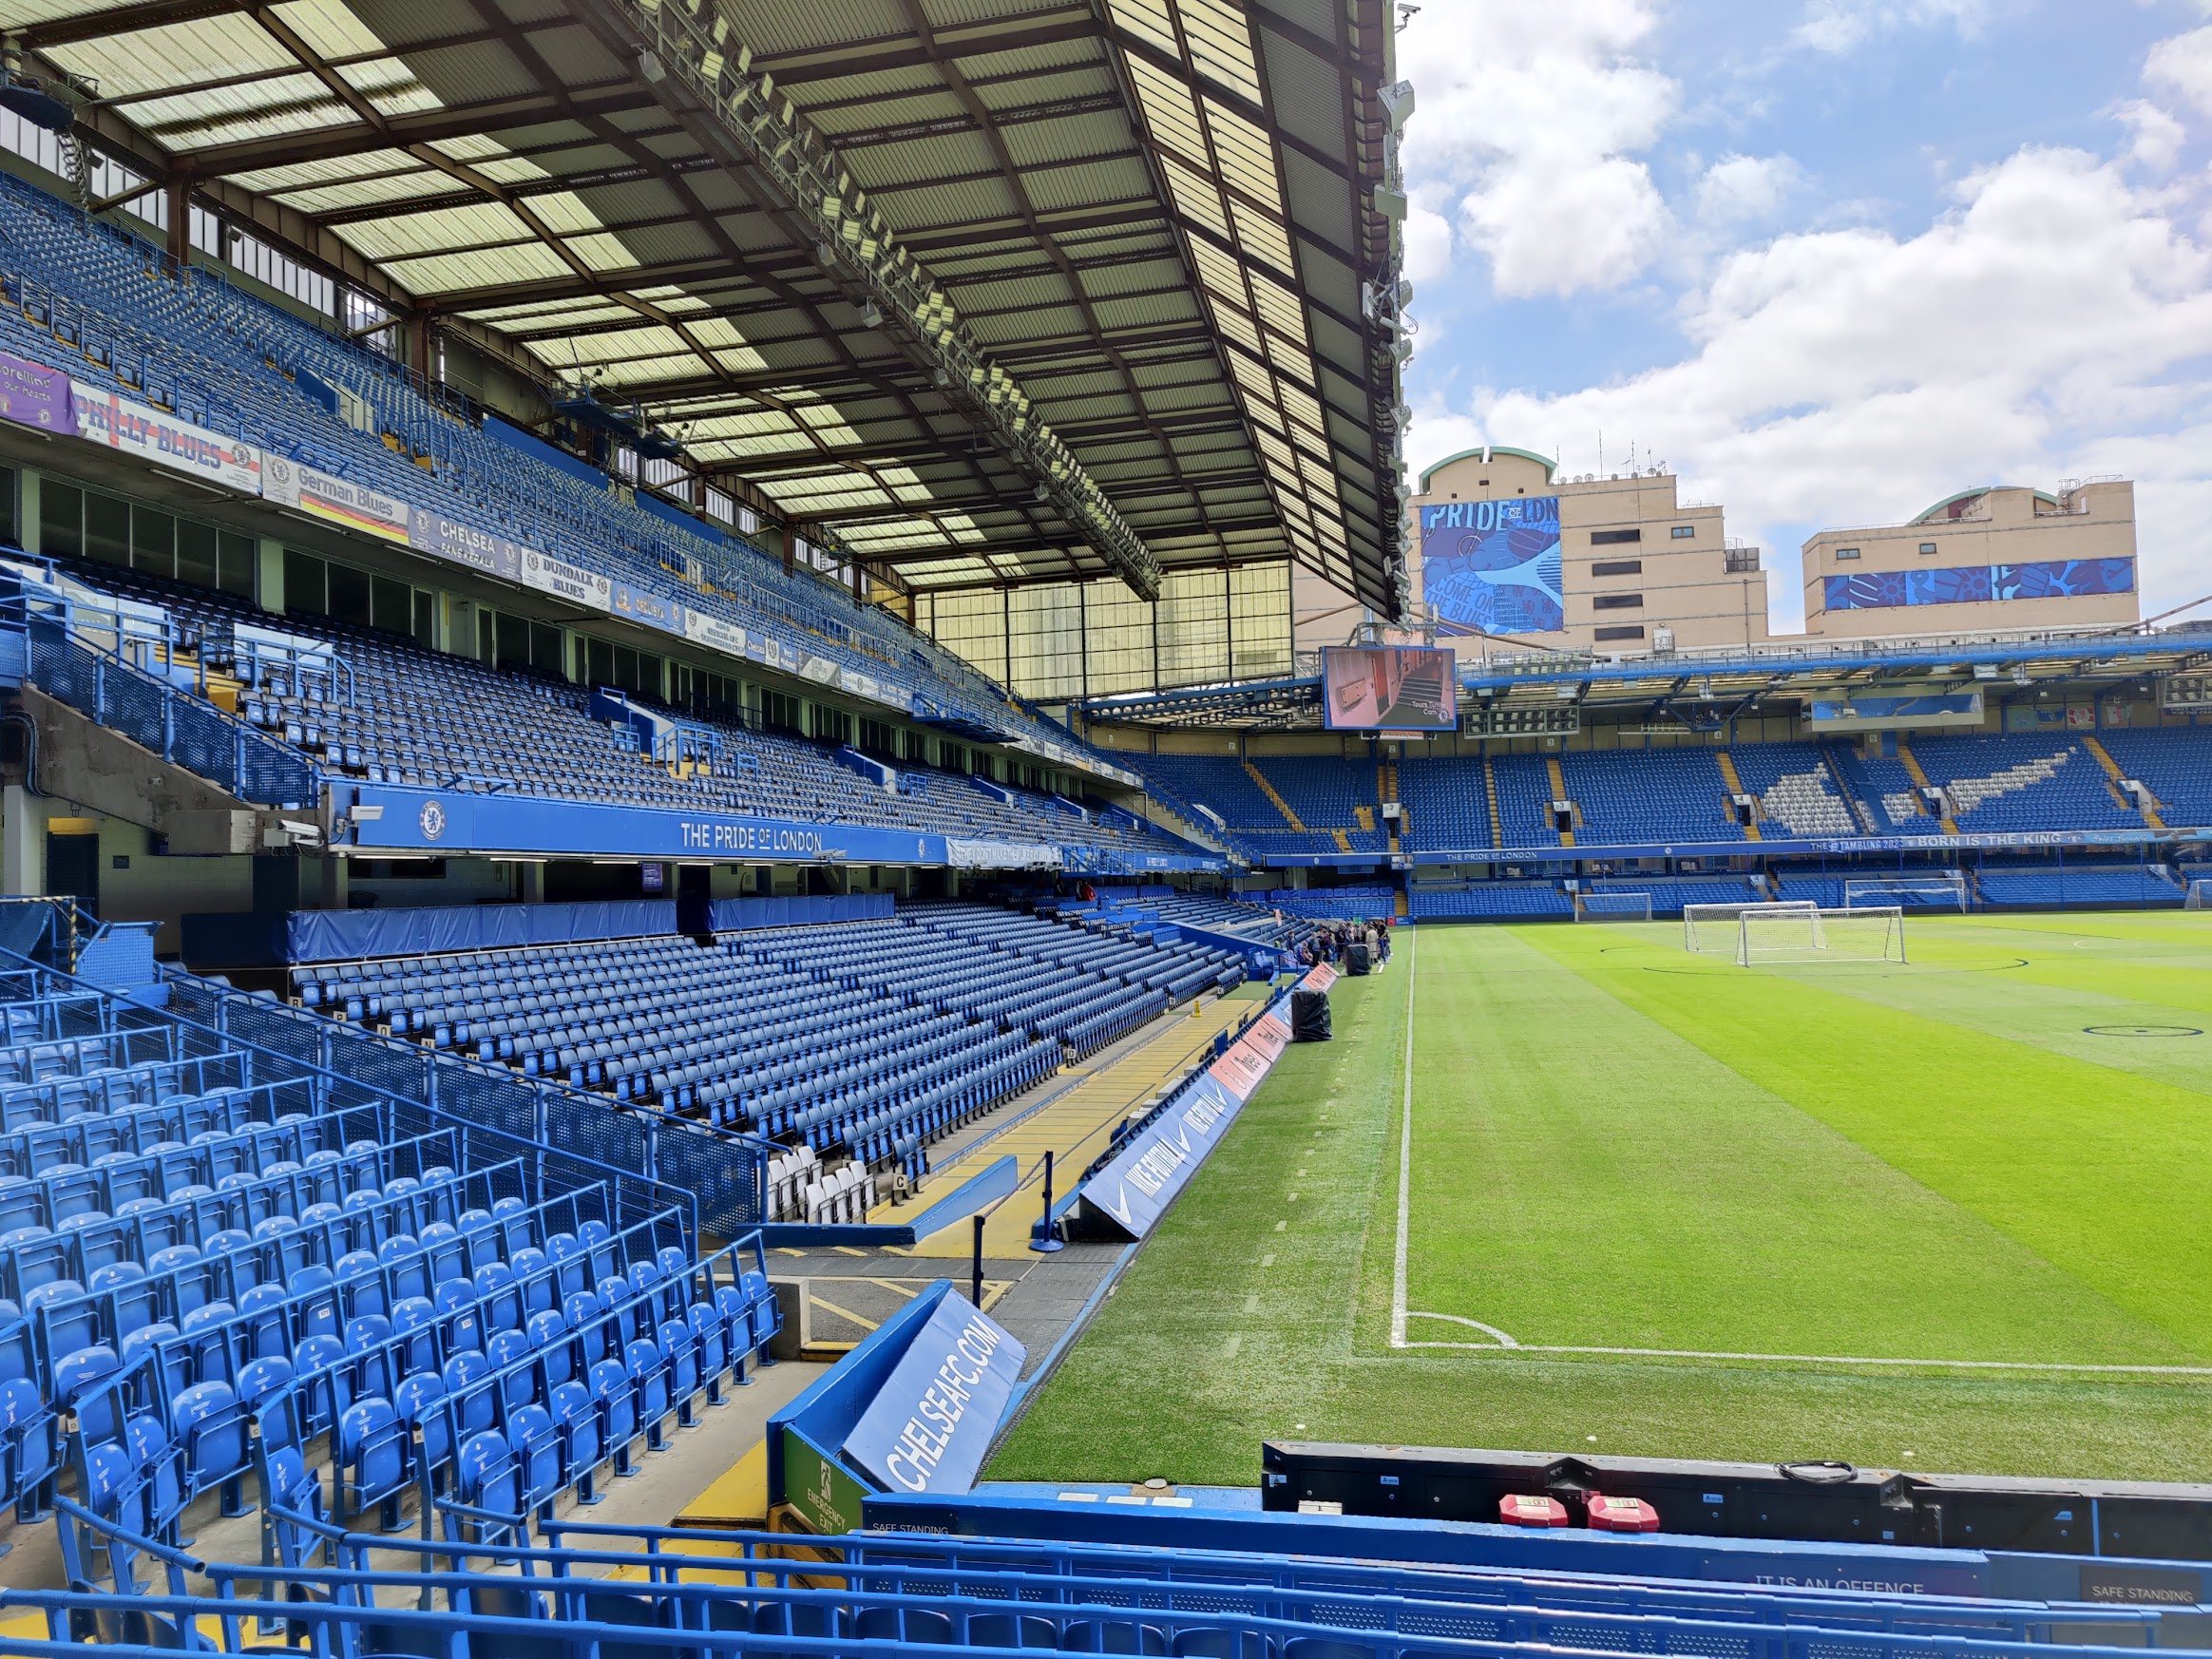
left=39, top=481, right=81, bottom=561
left=175, top=521, right=218, bottom=590
left=371, top=575, right=411, bottom=636
left=84, top=492, right=128, bottom=567
left=283, top=549, right=326, bottom=616
left=218, top=532, right=256, bottom=599
left=129, top=505, right=174, bottom=579
left=328, top=563, right=372, bottom=628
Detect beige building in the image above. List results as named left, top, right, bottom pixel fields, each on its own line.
left=1802, top=481, right=2140, bottom=639
left=1398, top=447, right=1770, bottom=658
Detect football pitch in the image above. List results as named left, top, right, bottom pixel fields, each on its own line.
left=991, top=911, right=2212, bottom=1488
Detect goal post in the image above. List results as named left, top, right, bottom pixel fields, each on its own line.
left=1844, top=875, right=1966, bottom=912
left=2187, top=878, right=2212, bottom=911
left=1738, top=906, right=1906, bottom=966
left=1683, top=899, right=1818, bottom=954
left=1578, top=891, right=1652, bottom=923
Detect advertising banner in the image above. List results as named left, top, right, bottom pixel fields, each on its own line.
left=1322, top=646, right=1456, bottom=731
left=1208, top=1007, right=1291, bottom=1100
left=518, top=544, right=614, bottom=611
left=1421, top=494, right=1564, bottom=634
left=1825, top=559, right=2135, bottom=613
left=70, top=382, right=261, bottom=494
left=262, top=455, right=411, bottom=543
left=343, top=782, right=944, bottom=866
left=408, top=510, right=524, bottom=582
left=839, top=1293, right=1025, bottom=1496
left=0, top=352, right=73, bottom=435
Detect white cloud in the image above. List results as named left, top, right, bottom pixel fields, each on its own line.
left=1695, top=154, right=1807, bottom=225
left=1401, top=0, right=1676, bottom=297
left=2145, top=27, right=2212, bottom=118
left=2114, top=99, right=2187, bottom=171
left=1410, top=144, right=2212, bottom=628
left=1794, top=0, right=1993, bottom=56
left=1403, top=198, right=1455, bottom=285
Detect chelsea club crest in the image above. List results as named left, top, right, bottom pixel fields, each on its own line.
left=419, top=800, right=447, bottom=842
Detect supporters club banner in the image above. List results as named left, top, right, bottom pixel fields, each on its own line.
left=69, top=381, right=261, bottom=494
left=0, top=353, right=74, bottom=435
left=262, top=455, right=411, bottom=543
left=408, top=510, right=524, bottom=582
left=518, top=544, right=613, bottom=610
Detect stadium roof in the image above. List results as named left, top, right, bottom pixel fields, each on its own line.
left=12, top=0, right=1411, bottom=613
left=1076, top=628, right=2212, bottom=731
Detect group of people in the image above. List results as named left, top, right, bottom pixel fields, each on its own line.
left=1290, top=916, right=1392, bottom=970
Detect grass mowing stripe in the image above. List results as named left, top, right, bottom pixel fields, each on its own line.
left=1525, top=924, right=2212, bottom=1355
left=1405, top=928, right=2192, bottom=1364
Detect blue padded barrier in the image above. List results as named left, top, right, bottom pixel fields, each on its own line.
left=286, top=902, right=680, bottom=965
left=708, top=894, right=895, bottom=931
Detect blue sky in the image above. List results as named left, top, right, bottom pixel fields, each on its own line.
left=1399, top=0, right=2212, bottom=630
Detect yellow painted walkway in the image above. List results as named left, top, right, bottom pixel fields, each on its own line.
left=880, top=990, right=1265, bottom=1256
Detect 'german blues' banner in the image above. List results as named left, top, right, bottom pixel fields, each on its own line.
left=0, top=353, right=73, bottom=434
left=840, top=1292, right=1024, bottom=1495
left=262, top=455, right=411, bottom=543
left=70, top=382, right=261, bottom=494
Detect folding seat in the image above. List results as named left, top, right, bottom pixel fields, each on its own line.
left=441, top=1349, right=497, bottom=1444
left=589, top=1357, right=639, bottom=1475
left=346, top=1313, right=399, bottom=1405
left=335, top=1395, right=412, bottom=1530
left=393, top=1368, right=454, bottom=1496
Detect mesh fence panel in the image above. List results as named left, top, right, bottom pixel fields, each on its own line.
left=654, top=1120, right=762, bottom=1240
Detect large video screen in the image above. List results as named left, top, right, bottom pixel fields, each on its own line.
left=1322, top=646, right=1457, bottom=732
left=1421, top=495, right=1565, bottom=634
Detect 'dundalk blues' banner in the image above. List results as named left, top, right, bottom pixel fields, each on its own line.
left=1077, top=974, right=1316, bottom=1240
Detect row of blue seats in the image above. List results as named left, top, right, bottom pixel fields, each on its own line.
left=30, top=1506, right=2194, bottom=1659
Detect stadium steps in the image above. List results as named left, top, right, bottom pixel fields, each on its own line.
left=2085, top=734, right=2165, bottom=827
left=1715, top=749, right=1761, bottom=841
left=1354, top=805, right=1375, bottom=832
left=1331, top=829, right=1353, bottom=852
left=1393, top=887, right=1409, bottom=918
left=1243, top=759, right=1306, bottom=830
left=1483, top=754, right=1505, bottom=844
left=1817, top=739, right=1883, bottom=832
left=1896, top=738, right=1960, bottom=832
left=1544, top=754, right=1575, bottom=846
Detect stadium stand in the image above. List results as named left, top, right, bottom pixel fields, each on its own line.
left=1729, top=743, right=1861, bottom=836
left=2091, top=730, right=2212, bottom=825
left=19, top=555, right=1200, bottom=861
left=1397, top=754, right=1496, bottom=851
left=0, top=899, right=781, bottom=1570
left=290, top=906, right=1243, bottom=1209
left=1909, top=736, right=2146, bottom=833
left=1411, top=882, right=1574, bottom=919
left=1558, top=750, right=1741, bottom=845
left=0, top=172, right=1072, bottom=764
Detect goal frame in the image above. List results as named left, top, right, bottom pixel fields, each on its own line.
left=1578, top=891, right=1653, bottom=923
left=1844, top=875, right=1966, bottom=912
left=1737, top=906, right=1907, bottom=967
left=2187, top=878, right=2212, bottom=911
left=1683, top=899, right=1818, bottom=954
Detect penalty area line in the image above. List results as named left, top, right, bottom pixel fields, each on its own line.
left=1397, top=1313, right=2212, bottom=1374
left=1388, top=928, right=1416, bottom=1349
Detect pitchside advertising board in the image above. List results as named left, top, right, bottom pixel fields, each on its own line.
left=1322, top=645, right=1457, bottom=732
left=1079, top=974, right=1324, bottom=1239
left=840, top=1291, right=1025, bottom=1496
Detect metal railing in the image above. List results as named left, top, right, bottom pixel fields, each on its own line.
left=23, top=615, right=319, bottom=807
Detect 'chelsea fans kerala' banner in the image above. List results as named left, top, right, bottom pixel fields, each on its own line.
left=69, top=381, right=262, bottom=494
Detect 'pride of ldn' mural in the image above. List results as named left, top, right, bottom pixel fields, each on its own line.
left=1419, top=496, right=1565, bottom=636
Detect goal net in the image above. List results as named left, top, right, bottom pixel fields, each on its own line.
left=1683, top=900, right=1818, bottom=955
left=2187, top=879, right=2212, bottom=911
left=1578, top=891, right=1652, bottom=922
left=1844, top=875, right=1965, bottom=912
left=1738, top=906, right=1906, bottom=966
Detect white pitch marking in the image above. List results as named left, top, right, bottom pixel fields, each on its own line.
left=1405, top=1309, right=1518, bottom=1347
left=1395, top=1316, right=2212, bottom=1375
left=1389, top=927, right=1417, bottom=1348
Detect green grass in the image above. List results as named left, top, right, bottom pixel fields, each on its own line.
left=992, top=913, right=2212, bottom=1488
